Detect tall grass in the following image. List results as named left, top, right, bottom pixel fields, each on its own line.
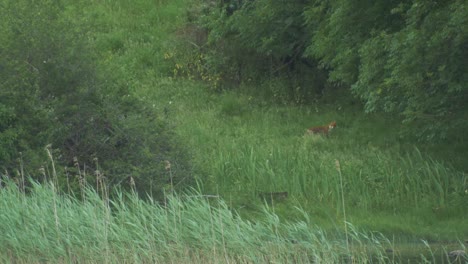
left=63, top=0, right=466, bottom=242
left=0, top=0, right=466, bottom=261
left=142, top=81, right=468, bottom=239
left=165, top=85, right=466, bottom=210
left=207, top=127, right=465, bottom=217
left=0, top=180, right=393, bottom=263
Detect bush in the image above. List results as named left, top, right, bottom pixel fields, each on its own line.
left=0, top=0, right=192, bottom=198
left=183, top=0, right=325, bottom=99
left=191, top=0, right=468, bottom=141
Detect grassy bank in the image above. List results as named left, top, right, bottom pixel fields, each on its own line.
left=2, top=181, right=466, bottom=263
left=143, top=80, right=467, bottom=241
left=0, top=0, right=466, bottom=262
left=76, top=0, right=466, bottom=240
left=0, top=181, right=393, bottom=263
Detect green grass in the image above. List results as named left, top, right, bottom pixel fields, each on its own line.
left=0, top=180, right=395, bottom=263
left=59, top=0, right=468, bottom=241
left=77, top=0, right=190, bottom=81
left=1, top=179, right=465, bottom=263
left=140, top=80, right=467, bottom=241
left=1, top=0, right=466, bottom=261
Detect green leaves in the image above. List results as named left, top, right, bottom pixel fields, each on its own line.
left=196, top=0, right=467, bottom=140
left=0, top=0, right=193, bottom=197
left=197, top=0, right=313, bottom=87
left=351, top=0, right=468, bottom=139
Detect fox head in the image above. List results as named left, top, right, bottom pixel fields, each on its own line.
left=329, top=121, right=337, bottom=130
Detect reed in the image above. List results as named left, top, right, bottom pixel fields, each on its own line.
left=154, top=83, right=467, bottom=239
left=0, top=179, right=393, bottom=263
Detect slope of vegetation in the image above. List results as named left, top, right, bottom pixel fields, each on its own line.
left=191, top=0, right=468, bottom=142
left=0, top=0, right=192, bottom=198
left=146, top=81, right=467, bottom=240
left=0, top=0, right=467, bottom=262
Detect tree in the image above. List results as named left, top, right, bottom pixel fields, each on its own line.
left=351, top=1, right=468, bottom=139
left=195, top=0, right=467, bottom=140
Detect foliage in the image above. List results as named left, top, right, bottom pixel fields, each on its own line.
left=144, top=79, right=468, bottom=239
left=0, top=0, right=467, bottom=256
left=0, top=0, right=192, bottom=198
left=303, top=0, right=403, bottom=85
left=351, top=1, right=468, bottom=140
left=191, top=0, right=468, bottom=140
left=189, top=0, right=326, bottom=99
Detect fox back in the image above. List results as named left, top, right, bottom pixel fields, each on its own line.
left=306, top=121, right=336, bottom=136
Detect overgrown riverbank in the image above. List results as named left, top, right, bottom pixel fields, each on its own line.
left=1, top=181, right=466, bottom=263
left=0, top=0, right=466, bottom=262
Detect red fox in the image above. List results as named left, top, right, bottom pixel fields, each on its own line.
left=306, top=121, right=337, bottom=136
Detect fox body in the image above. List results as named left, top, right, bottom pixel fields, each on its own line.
left=306, top=121, right=336, bottom=136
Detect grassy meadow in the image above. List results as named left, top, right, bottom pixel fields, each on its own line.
left=147, top=79, right=467, bottom=239
left=0, top=0, right=467, bottom=262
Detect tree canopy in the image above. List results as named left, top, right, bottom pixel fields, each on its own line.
left=193, top=0, right=468, bottom=140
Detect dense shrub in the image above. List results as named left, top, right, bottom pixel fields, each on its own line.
left=182, top=0, right=326, bottom=100
left=0, top=0, right=192, bottom=198
left=189, top=0, right=468, bottom=140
